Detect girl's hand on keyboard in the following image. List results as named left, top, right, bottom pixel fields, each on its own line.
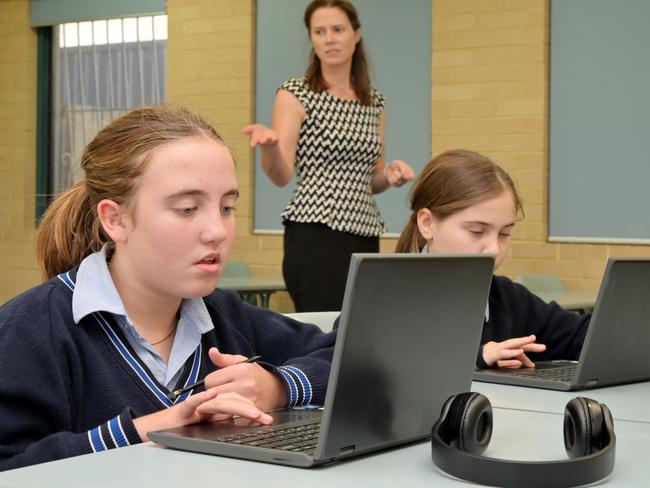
left=482, top=335, right=547, bottom=368
left=133, top=389, right=272, bottom=441
left=194, top=391, right=274, bottom=424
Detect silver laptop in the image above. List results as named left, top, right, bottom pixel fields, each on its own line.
left=149, top=253, right=494, bottom=467
left=474, top=258, right=650, bottom=391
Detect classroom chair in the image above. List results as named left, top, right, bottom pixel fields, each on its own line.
left=515, top=274, right=564, bottom=294
left=515, top=274, right=586, bottom=314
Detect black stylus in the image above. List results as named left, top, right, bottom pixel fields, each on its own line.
left=168, top=355, right=262, bottom=401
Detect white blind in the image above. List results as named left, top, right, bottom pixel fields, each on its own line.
left=51, top=15, right=167, bottom=195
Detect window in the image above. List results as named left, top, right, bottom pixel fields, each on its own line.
left=49, top=15, right=167, bottom=197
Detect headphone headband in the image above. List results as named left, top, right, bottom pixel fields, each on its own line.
left=431, top=393, right=616, bottom=488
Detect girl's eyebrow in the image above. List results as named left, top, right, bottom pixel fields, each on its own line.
left=165, top=188, right=240, bottom=201
left=164, top=189, right=206, bottom=201
left=464, top=220, right=516, bottom=228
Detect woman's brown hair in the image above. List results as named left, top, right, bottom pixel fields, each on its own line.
left=37, top=106, right=224, bottom=280
left=395, top=149, right=524, bottom=253
left=303, top=0, right=372, bottom=105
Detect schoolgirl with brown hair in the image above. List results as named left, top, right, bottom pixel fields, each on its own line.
left=0, top=106, right=334, bottom=471
left=396, top=149, right=590, bottom=369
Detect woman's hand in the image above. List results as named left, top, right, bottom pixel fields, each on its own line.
left=482, top=335, right=547, bottom=368
left=242, top=124, right=279, bottom=147
left=204, top=348, right=289, bottom=412
left=385, top=160, right=415, bottom=187
left=133, top=389, right=272, bottom=441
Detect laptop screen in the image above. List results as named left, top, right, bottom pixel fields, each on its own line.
left=316, top=253, right=494, bottom=459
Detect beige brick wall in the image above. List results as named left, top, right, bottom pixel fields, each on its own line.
left=165, top=0, right=297, bottom=311
left=0, top=0, right=40, bottom=304
left=431, top=0, right=650, bottom=291
left=4, top=0, right=650, bottom=308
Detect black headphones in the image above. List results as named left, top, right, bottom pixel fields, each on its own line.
left=431, top=392, right=615, bottom=488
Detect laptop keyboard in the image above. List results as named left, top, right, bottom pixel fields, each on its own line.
left=213, top=420, right=321, bottom=454
left=501, top=364, right=576, bottom=382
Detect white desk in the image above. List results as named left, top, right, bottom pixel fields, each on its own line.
left=472, top=381, right=650, bottom=424
left=0, top=408, right=648, bottom=487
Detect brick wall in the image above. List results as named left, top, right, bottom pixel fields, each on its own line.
left=166, top=0, right=295, bottom=310
left=0, top=0, right=40, bottom=304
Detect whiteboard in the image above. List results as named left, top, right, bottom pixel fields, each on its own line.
left=549, top=0, right=650, bottom=243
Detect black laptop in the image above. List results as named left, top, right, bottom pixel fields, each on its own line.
left=149, top=253, right=494, bottom=467
left=474, top=258, right=650, bottom=391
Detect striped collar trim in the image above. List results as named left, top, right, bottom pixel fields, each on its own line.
left=57, top=272, right=202, bottom=406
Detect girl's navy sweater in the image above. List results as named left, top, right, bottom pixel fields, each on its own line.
left=476, top=275, right=591, bottom=368
left=0, top=268, right=335, bottom=471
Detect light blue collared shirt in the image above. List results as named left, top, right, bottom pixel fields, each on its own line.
left=420, top=244, right=490, bottom=322
left=72, top=245, right=214, bottom=389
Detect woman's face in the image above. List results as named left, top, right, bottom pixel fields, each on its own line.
left=110, top=136, right=238, bottom=302
left=417, top=191, right=517, bottom=271
left=309, top=7, right=361, bottom=69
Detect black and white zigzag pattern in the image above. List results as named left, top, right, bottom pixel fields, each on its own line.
left=279, top=77, right=386, bottom=237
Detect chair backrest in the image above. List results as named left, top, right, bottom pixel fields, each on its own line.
left=515, top=274, right=564, bottom=293
left=221, top=261, right=251, bottom=280
left=284, top=311, right=339, bottom=332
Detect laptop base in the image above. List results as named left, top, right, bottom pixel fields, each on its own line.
left=473, top=360, right=578, bottom=391
left=150, top=409, right=325, bottom=468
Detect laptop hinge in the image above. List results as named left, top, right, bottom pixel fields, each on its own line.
left=339, top=445, right=356, bottom=457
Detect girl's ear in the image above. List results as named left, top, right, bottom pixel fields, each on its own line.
left=97, top=199, right=129, bottom=243
left=416, top=208, right=436, bottom=242
left=355, top=28, right=362, bottom=44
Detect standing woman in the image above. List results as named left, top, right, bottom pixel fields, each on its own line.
left=244, top=0, right=414, bottom=312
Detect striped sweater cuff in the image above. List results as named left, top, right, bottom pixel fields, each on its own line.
left=86, top=409, right=141, bottom=453
left=275, top=365, right=313, bottom=407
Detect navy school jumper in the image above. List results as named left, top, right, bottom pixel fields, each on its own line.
left=0, top=267, right=335, bottom=471
left=475, top=275, right=591, bottom=369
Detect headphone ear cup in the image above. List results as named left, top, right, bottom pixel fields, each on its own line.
left=564, top=397, right=604, bottom=458
left=447, top=392, right=493, bottom=455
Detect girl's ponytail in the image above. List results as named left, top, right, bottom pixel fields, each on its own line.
left=37, top=182, right=107, bottom=279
